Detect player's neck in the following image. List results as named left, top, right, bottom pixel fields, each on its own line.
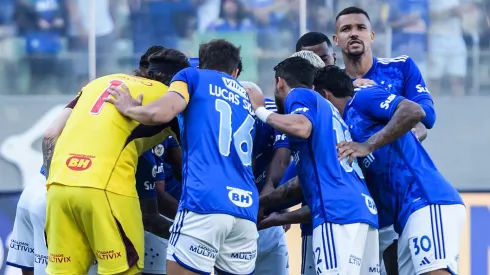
left=331, top=97, right=351, bottom=116
left=343, top=51, right=373, bottom=79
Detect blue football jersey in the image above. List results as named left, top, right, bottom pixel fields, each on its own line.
left=285, top=88, right=378, bottom=229
left=170, top=68, right=258, bottom=222
left=253, top=98, right=290, bottom=191
left=136, top=149, right=165, bottom=198
left=154, top=135, right=182, bottom=200
left=344, top=85, right=463, bottom=233
left=360, top=55, right=435, bottom=127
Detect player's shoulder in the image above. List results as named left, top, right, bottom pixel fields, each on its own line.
left=376, top=55, right=414, bottom=69
left=287, top=88, right=317, bottom=101
left=351, top=85, right=389, bottom=104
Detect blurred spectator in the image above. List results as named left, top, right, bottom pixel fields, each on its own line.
left=66, top=0, right=116, bottom=91
left=208, top=0, right=255, bottom=31
left=428, top=0, right=471, bottom=96
left=0, top=0, right=16, bottom=93
left=15, top=0, right=66, bottom=94
left=129, top=0, right=196, bottom=65
left=196, top=0, right=220, bottom=32
left=387, top=0, right=429, bottom=75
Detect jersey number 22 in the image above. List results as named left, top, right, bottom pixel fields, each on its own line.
left=215, top=99, right=255, bottom=166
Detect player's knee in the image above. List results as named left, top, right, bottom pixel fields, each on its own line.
left=421, top=269, right=453, bottom=275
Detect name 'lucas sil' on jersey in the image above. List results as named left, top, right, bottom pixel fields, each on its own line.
left=209, top=77, right=254, bottom=115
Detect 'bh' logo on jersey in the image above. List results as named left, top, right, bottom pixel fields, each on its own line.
left=66, top=154, right=94, bottom=171
left=362, top=193, right=378, bottom=215
left=227, top=186, right=253, bottom=208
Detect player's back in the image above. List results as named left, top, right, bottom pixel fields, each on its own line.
left=173, top=68, right=258, bottom=222
left=286, top=88, right=378, bottom=229
left=48, top=73, right=174, bottom=198
left=344, top=85, right=462, bottom=232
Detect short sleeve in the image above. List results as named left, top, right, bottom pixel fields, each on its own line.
left=273, top=130, right=290, bottom=150
left=352, top=87, right=405, bottom=122
left=168, top=67, right=199, bottom=103
left=284, top=89, right=318, bottom=127
left=65, top=91, right=82, bottom=109
left=402, top=56, right=433, bottom=103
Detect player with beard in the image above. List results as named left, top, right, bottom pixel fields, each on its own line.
left=315, top=65, right=464, bottom=275
left=333, top=7, right=437, bottom=274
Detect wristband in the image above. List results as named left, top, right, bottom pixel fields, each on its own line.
left=255, top=106, right=273, bottom=122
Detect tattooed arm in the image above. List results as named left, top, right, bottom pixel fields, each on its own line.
left=42, top=108, right=73, bottom=178
left=259, top=176, right=302, bottom=209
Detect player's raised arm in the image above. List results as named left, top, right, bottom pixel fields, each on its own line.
left=247, top=57, right=318, bottom=139
left=337, top=88, right=426, bottom=163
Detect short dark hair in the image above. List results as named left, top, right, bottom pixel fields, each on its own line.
left=199, top=39, right=241, bottom=75
left=313, top=65, right=354, bottom=98
left=335, top=6, right=371, bottom=22
left=274, top=57, right=316, bottom=88
left=296, top=32, right=333, bottom=51
left=147, top=48, right=190, bottom=86
left=237, top=59, right=243, bottom=78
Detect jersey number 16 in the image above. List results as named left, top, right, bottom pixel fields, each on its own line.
left=215, top=99, right=255, bottom=166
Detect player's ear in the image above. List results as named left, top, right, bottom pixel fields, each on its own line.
left=232, top=68, right=239, bottom=78
left=332, top=34, right=338, bottom=46
left=370, top=31, right=375, bottom=42
left=320, top=89, right=329, bottom=99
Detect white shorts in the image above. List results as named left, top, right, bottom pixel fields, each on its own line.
left=428, top=35, right=467, bottom=79
left=398, top=204, right=465, bottom=275
left=7, top=173, right=98, bottom=275
left=6, top=173, right=46, bottom=271
left=143, top=231, right=168, bottom=274
left=255, top=227, right=289, bottom=275
left=312, top=222, right=380, bottom=275
left=167, top=210, right=259, bottom=275
left=301, top=234, right=315, bottom=275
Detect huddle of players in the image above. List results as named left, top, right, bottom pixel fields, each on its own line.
left=6, top=5, right=466, bottom=275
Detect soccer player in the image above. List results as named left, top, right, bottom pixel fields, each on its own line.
left=246, top=56, right=379, bottom=275
left=6, top=167, right=51, bottom=275
left=155, top=135, right=182, bottom=220
left=136, top=148, right=170, bottom=275
left=43, top=48, right=190, bottom=275
left=105, top=39, right=258, bottom=275
left=296, top=31, right=337, bottom=66
left=240, top=80, right=290, bottom=275
left=334, top=7, right=437, bottom=272
left=315, top=65, right=465, bottom=275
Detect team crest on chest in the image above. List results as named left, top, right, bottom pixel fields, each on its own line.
left=154, top=144, right=165, bottom=157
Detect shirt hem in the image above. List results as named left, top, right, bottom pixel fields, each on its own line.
left=179, top=207, right=257, bottom=224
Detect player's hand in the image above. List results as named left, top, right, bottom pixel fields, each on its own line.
left=257, top=207, right=265, bottom=223
left=257, top=212, right=281, bottom=231
left=353, top=78, right=376, bottom=87
left=337, top=141, right=373, bottom=165
left=104, top=83, right=143, bottom=116
left=245, top=86, right=265, bottom=111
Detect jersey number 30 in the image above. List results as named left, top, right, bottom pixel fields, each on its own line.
left=215, top=99, right=255, bottom=166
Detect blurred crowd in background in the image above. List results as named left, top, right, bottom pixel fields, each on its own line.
left=0, top=0, right=489, bottom=96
